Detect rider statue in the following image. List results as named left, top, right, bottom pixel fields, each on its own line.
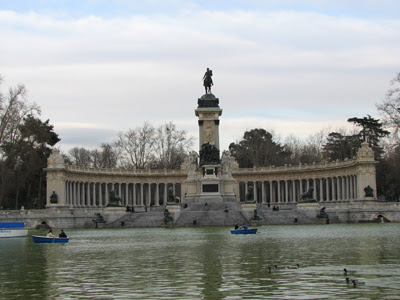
left=203, top=68, right=213, bottom=94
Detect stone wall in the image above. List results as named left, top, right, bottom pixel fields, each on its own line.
left=1, top=200, right=399, bottom=229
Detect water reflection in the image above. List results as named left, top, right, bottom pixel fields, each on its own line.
left=0, top=224, right=399, bottom=299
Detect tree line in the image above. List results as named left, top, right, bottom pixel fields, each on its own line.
left=65, top=121, right=194, bottom=170
left=1, top=72, right=400, bottom=209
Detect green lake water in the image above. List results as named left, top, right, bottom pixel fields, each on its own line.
left=1, top=223, right=400, bottom=299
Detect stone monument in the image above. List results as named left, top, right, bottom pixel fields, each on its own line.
left=184, top=68, right=238, bottom=204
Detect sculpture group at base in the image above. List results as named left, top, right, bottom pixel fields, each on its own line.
left=106, top=190, right=123, bottom=207
left=299, top=187, right=317, bottom=203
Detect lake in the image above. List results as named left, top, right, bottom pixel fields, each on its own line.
left=1, top=223, right=399, bottom=299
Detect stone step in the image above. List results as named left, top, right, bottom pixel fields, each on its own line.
left=174, top=210, right=247, bottom=226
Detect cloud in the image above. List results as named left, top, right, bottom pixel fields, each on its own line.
left=0, top=5, right=399, bottom=153
left=55, top=126, right=118, bottom=151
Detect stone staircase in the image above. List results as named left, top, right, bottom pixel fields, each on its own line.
left=105, top=211, right=164, bottom=228
left=102, top=203, right=328, bottom=228
left=174, top=210, right=247, bottom=226
left=257, top=207, right=328, bottom=225
left=174, top=200, right=248, bottom=226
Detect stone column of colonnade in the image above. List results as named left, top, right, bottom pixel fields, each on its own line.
left=63, top=180, right=183, bottom=207
left=238, top=175, right=358, bottom=204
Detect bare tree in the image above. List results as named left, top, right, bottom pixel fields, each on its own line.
left=283, top=130, right=327, bottom=165
left=115, top=122, right=156, bottom=169
left=377, top=72, right=400, bottom=138
left=152, top=122, right=194, bottom=169
left=96, top=143, right=119, bottom=169
left=68, top=147, right=93, bottom=167
left=0, top=77, right=40, bottom=152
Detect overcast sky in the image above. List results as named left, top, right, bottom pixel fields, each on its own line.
left=1, top=0, right=400, bottom=153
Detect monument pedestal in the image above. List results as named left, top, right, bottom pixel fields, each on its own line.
left=184, top=94, right=239, bottom=206
left=104, top=206, right=126, bottom=213
left=166, top=204, right=181, bottom=212
left=297, top=202, right=320, bottom=210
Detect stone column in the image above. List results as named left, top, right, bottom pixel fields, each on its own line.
left=270, top=182, right=273, bottom=203
left=340, top=177, right=344, bottom=200
left=164, top=183, right=168, bottom=205
left=325, top=177, right=331, bottom=201
left=313, top=179, right=316, bottom=200
left=124, top=183, right=128, bottom=205
left=261, top=181, right=265, bottom=203
left=86, top=182, right=90, bottom=206
left=254, top=181, right=258, bottom=202
left=342, top=177, right=346, bottom=200
left=105, top=183, right=109, bottom=206
left=76, top=182, right=79, bottom=206
left=72, top=182, right=75, bottom=206
left=69, top=182, right=72, bottom=205
left=155, top=183, right=159, bottom=206
left=65, top=182, right=68, bottom=205
left=140, top=184, right=144, bottom=205
left=277, top=181, right=281, bottom=203
left=292, top=180, right=296, bottom=202
left=92, top=183, right=96, bottom=206
left=74, top=182, right=78, bottom=206
left=285, top=180, right=288, bottom=202
left=245, top=182, right=248, bottom=201
left=148, top=183, right=151, bottom=206
left=348, top=176, right=352, bottom=199
left=99, top=183, right=102, bottom=206
left=82, top=183, right=86, bottom=206
left=132, top=183, right=137, bottom=206
left=320, top=178, right=323, bottom=201
left=349, top=176, right=353, bottom=199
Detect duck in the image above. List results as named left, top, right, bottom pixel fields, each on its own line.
left=352, top=280, right=365, bottom=286
left=274, top=265, right=286, bottom=270
left=287, top=265, right=299, bottom=269
left=343, top=268, right=356, bottom=274
left=345, top=277, right=357, bottom=284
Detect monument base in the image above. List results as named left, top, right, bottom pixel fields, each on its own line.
left=249, top=219, right=262, bottom=227
left=297, top=202, right=320, bottom=209
left=166, top=204, right=181, bottom=212
left=104, top=206, right=126, bottom=213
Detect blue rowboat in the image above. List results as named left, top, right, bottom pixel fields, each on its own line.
left=231, top=228, right=258, bottom=234
left=32, top=235, right=69, bottom=243
left=0, top=222, right=28, bottom=238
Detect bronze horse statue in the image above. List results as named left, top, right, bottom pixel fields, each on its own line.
left=203, top=68, right=213, bottom=94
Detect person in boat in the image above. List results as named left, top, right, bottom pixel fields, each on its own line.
left=59, top=229, right=67, bottom=238
left=242, top=224, right=249, bottom=230
left=234, top=224, right=239, bottom=229
left=46, top=230, right=54, bottom=237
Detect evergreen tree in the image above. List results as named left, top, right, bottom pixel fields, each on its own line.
left=229, top=128, right=290, bottom=168
left=1, top=115, right=59, bottom=208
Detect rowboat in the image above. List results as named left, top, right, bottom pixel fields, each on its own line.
left=0, top=222, right=28, bottom=238
left=32, top=235, right=69, bottom=243
left=231, top=228, right=258, bottom=234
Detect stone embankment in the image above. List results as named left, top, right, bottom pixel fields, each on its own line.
left=1, top=200, right=399, bottom=229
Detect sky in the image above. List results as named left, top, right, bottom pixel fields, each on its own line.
left=1, top=0, right=400, bottom=153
